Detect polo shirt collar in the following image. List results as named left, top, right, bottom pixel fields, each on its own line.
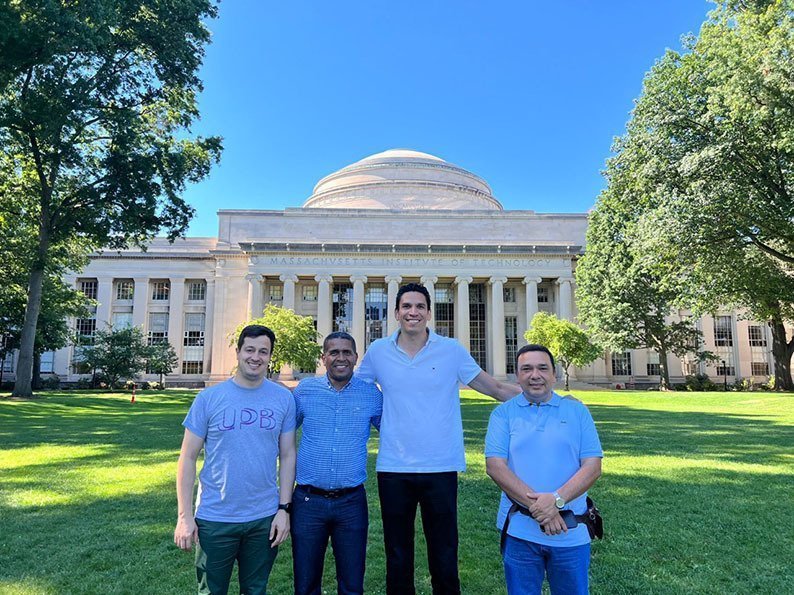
left=517, top=391, right=562, bottom=407
left=389, top=328, right=440, bottom=345
left=324, top=374, right=354, bottom=393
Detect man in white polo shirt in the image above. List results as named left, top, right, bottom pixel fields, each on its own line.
left=357, top=282, right=518, bottom=594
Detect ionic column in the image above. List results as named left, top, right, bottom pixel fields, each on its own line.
left=421, top=275, right=437, bottom=331
left=95, top=277, right=114, bottom=329
left=131, top=276, right=149, bottom=329
left=490, top=276, right=508, bottom=379
left=350, top=275, right=367, bottom=355
left=203, top=278, right=216, bottom=375
left=280, top=274, right=298, bottom=311
left=455, top=276, right=472, bottom=351
left=385, top=275, right=402, bottom=336
left=315, top=274, right=333, bottom=341
left=523, top=276, right=542, bottom=332
left=557, top=277, right=573, bottom=321
left=167, top=278, right=186, bottom=366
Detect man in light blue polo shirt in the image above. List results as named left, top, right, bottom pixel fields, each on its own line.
left=358, top=282, right=519, bottom=594
left=485, top=344, right=603, bottom=595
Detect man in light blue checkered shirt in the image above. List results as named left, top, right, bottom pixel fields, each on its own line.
left=291, top=331, right=383, bottom=595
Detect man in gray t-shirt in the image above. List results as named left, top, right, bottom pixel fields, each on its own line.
left=174, top=325, right=296, bottom=595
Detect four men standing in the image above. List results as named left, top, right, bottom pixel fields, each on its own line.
left=175, top=287, right=603, bottom=594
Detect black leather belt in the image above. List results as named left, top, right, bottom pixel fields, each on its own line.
left=296, top=484, right=363, bottom=498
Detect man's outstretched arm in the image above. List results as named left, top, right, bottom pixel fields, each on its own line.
left=468, top=371, right=521, bottom=402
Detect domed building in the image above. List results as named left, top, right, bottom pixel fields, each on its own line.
left=27, top=149, right=773, bottom=387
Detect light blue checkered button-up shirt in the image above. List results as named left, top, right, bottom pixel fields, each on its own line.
left=294, top=375, right=383, bottom=490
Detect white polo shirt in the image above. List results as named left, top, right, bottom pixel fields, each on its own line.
left=357, top=329, right=481, bottom=472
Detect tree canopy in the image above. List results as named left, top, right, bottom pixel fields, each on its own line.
left=1, top=1, right=222, bottom=397
left=599, top=0, right=794, bottom=389
left=80, top=325, right=150, bottom=389
left=524, top=312, right=602, bottom=391
left=230, top=305, right=322, bottom=376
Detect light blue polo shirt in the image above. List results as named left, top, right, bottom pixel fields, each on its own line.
left=485, top=391, right=603, bottom=547
left=357, top=329, right=482, bottom=472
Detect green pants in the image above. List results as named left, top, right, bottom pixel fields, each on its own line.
left=195, top=515, right=278, bottom=595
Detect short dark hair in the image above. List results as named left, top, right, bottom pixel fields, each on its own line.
left=323, top=331, right=357, bottom=354
left=237, top=324, right=276, bottom=351
left=396, top=282, right=431, bottom=309
left=516, top=344, right=555, bottom=369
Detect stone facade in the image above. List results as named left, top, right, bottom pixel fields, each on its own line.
left=3, top=150, right=776, bottom=387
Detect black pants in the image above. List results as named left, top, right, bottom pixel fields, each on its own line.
left=377, top=472, right=460, bottom=595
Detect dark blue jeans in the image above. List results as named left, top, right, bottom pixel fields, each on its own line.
left=291, top=484, right=368, bottom=595
left=502, top=535, right=590, bottom=595
left=377, top=472, right=460, bottom=595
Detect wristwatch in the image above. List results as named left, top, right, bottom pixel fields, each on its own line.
left=277, top=503, right=292, bottom=514
left=553, top=491, right=566, bottom=509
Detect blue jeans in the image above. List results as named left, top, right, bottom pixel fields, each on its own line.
left=503, top=535, right=590, bottom=595
left=291, top=484, right=368, bottom=595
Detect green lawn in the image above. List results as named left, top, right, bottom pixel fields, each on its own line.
left=1, top=389, right=792, bottom=594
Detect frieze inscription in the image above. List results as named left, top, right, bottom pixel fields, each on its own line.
left=266, top=256, right=557, bottom=268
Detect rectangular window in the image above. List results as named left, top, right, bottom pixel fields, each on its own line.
left=469, top=284, right=487, bottom=370
left=151, top=281, right=170, bottom=301
left=748, top=325, right=766, bottom=347
left=611, top=351, right=632, bottom=376
left=503, top=287, right=516, bottom=303
left=79, top=279, right=98, bottom=300
left=40, top=351, right=55, bottom=373
left=683, top=360, right=699, bottom=376
left=112, top=312, right=133, bottom=329
left=147, top=312, right=169, bottom=344
left=333, top=283, right=353, bottom=333
left=365, top=283, right=388, bottom=347
left=716, top=363, right=735, bottom=377
left=505, top=316, right=518, bottom=374
left=714, top=315, right=733, bottom=347
left=75, top=318, right=97, bottom=345
left=751, top=362, right=769, bottom=376
left=115, top=280, right=134, bottom=301
left=187, top=280, right=206, bottom=302
left=537, top=286, right=549, bottom=303
left=302, top=285, right=318, bottom=302
left=183, top=313, right=205, bottom=347
left=182, top=361, right=204, bottom=375
left=2, top=351, right=15, bottom=373
left=647, top=351, right=660, bottom=376
left=269, top=284, right=283, bottom=301
left=435, top=284, right=455, bottom=339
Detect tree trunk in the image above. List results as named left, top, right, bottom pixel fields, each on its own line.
left=658, top=343, right=671, bottom=390
left=12, top=266, right=46, bottom=398
left=768, top=318, right=794, bottom=391
left=563, top=364, right=570, bottom=391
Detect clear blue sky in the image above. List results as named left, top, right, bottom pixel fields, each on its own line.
left=183, top=0, right=712, bottom=237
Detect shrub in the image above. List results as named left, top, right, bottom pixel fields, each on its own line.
left=39, top=376, right=61, bottom=390
left=684, top=373, right=717, bottom=391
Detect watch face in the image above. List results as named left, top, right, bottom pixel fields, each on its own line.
left=555, top=497, right=565, bottom=509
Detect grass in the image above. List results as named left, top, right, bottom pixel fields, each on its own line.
left=1, top=388, right=792, bottom=594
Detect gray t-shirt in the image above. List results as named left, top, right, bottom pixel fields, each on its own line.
left=183, top=378, right=296, bottom=522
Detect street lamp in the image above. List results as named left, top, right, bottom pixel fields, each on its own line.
left=721, top=359, right=728, bottom=390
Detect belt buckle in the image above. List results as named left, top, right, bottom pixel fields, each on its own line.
left=326, top=489, right=340, bottom=498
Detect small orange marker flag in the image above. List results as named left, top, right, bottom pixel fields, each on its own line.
left=131, top=384, right=136, bottom=404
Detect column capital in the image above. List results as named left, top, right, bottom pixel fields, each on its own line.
left=349, top=274, right=368, bottom=284
left=169, top=276, right=186, bottom=284
left=489, top=276, right=508, bottom=285
left=454, top=276, right=473, bottom=285
left=384, top=275, right=402, bottom=284
left=245, top=273, right=258, bottom=282
left=420, top=275, right=438, bottom=285
left=522, top=276, right=543, bottom=285
left=279, top=273, right=299, bottom=283
left=314, top=274, right=333, bottom=283
left=556, top=276, right=574, bottom=285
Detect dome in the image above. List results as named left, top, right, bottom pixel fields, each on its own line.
left=303, top=149, right=502, bottom=210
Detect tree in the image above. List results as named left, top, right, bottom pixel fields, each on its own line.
left=1, top=1, right=223, bottom=398
left=230, top=305, right=322, bottom=376
left=146, top=341, right=179, bottom=386
left=576, top=186, right=708, bottom=390
left=604, top=1, right=794, bottom=389
left=524, top=312, right=602, bottom=391
left=80, top=326, right=150, bottom=389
